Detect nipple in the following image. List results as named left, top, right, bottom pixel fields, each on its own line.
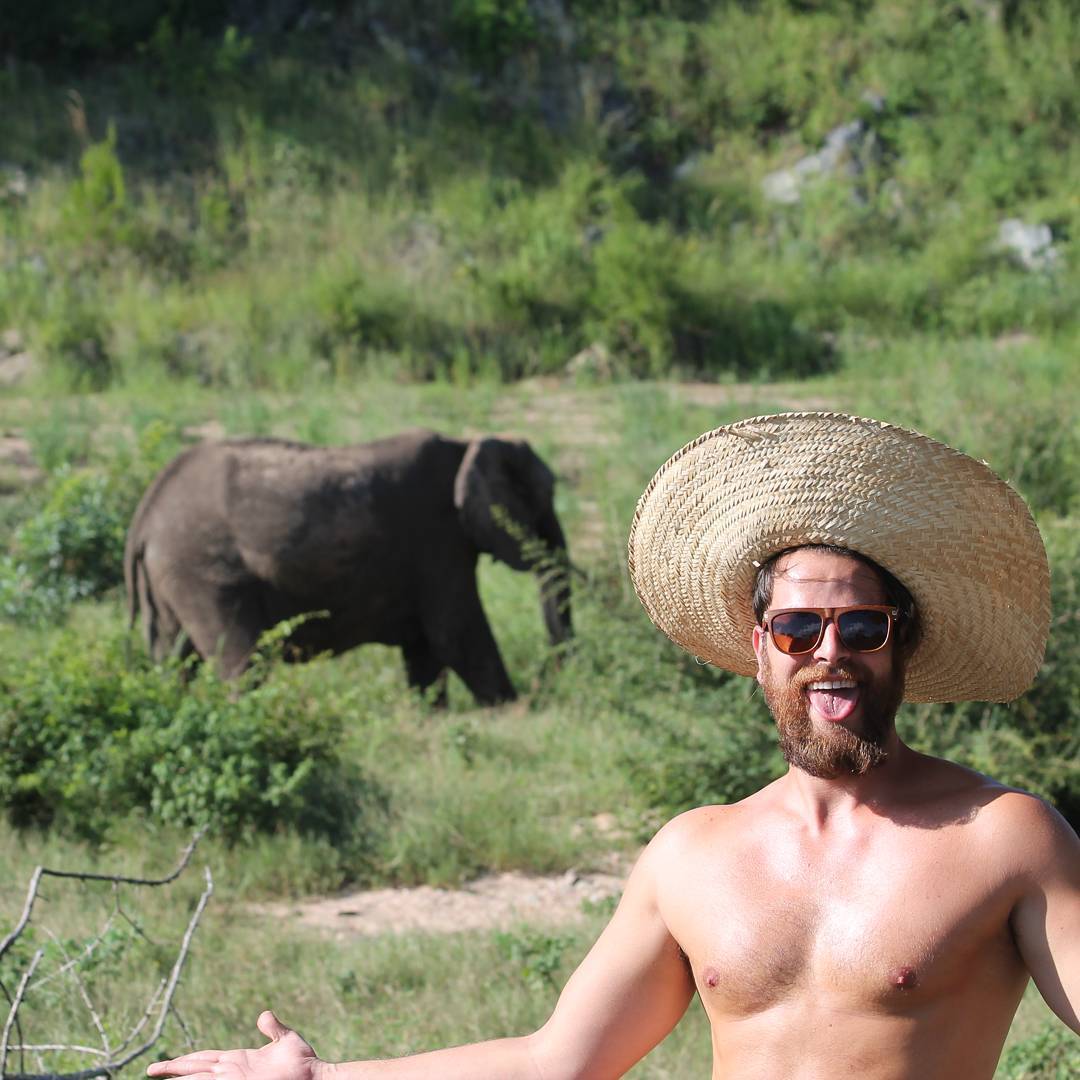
left=892, top=966, right=918, bottom=990
left=703, top=965, right=720, bottom=989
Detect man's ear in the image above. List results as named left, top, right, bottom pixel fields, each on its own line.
left=752, top=624, right=766, bottom=686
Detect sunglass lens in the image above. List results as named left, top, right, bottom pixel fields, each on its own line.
left=770, top=611, right=824, bottom=654
left=837, top=609, right=891, bottom=651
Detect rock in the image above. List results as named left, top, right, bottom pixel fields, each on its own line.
left=762, top=117, right=878, bottom=205
left=860, top=90, right=886, bottom=113
left=996, top=219, right=1060, bottom=272
left=673, top=152, right=708, bottom=182
left=582, top=223, right=604, bottom=248
left=1, top=164, right=28, bottom=201
left=761, top=168, right=803, bottom=206
left=0, top=327, right=34, bottom=387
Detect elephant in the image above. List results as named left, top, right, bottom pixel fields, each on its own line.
left=123, top=429, right=572, bottom=705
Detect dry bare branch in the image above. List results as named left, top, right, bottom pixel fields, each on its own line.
left=0, top=832, right=212, bottom=1080
left=38, top=930, right=109, bottom=1061
left=0, top=949, right=43, bottom=1080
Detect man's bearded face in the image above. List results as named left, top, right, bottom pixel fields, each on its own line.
left=759, top=649, right=904, bottom=778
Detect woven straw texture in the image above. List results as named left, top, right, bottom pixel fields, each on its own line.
left=628, top=412, right=1050, bottom=703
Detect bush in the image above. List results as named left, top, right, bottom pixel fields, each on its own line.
left=0, top=0, right=233, bottom=64
left=0, top=469, right=126, bottom=622
left=998, top=1022, right=1080, bottom=1079
left=0, top=626, right=384, bottom=854
left=541, top=563, right=785, bottom=825
left=36, top=282, right=114, bottom=391
left=448, top=0, right=541, bottom=74
left=61, top=124, right=129, bottom=250
left=619, top=676, right=784, bottom=823
left=0, top=420, right=188, bottom=624
left=904, top=518, right=1080, bottom=826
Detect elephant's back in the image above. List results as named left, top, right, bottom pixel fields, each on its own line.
left=223, top=431, right=465, bottom=593
left=127, top=440, right=231, bottom=545
left=128, top=431, right=467, bottom=592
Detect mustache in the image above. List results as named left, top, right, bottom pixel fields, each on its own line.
left=792, top=663, right=862, bottom=691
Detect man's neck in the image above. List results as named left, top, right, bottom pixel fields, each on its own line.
left=779, top=735, right=919, bottom=832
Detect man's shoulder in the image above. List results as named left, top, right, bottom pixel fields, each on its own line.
left=917, top=756, right=1079, bottom=871
left=975, top=784, right=1078, bottom=860
left=909, top=751, right=1047, bottom=811
left=646, top=794, right=766, bottom=859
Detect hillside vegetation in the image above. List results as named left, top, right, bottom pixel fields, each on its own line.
left=3, top=0, right=1079, bottom=387
left=0, top=3, right=1078, bottom=1077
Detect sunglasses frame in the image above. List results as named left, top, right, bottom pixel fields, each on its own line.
left=761, top=604, right=899, bottom=656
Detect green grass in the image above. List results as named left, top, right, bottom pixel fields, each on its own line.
left=1, top=361, right=1077, bottom=1077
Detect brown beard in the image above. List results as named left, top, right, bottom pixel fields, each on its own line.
left=760, top=656, right=905, bottom=779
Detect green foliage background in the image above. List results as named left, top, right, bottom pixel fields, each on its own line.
left=1, top=1, right=1078, bottom=1076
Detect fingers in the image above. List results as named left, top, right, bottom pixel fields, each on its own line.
left=256, top=1009, right=292, bottom=1042
left=147, top=1011, right=292, bottom=1079
left=150, top=1072, right=217, bottom=1080
left=147, top=1054, right=222, bottom=1077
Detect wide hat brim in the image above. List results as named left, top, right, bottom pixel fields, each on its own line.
left=628, top=412, right=1050, bottom=703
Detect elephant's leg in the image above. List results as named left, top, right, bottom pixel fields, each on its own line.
left=426, top=592, right=517, bottom=706
left=138, top=568, right=199, bottom=670
left=401, top=638, right=449, bottom=708
left=160, top=580, right=268, bottom=680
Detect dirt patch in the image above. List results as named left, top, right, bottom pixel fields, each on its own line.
left=250, top=866, right=628, bottom=939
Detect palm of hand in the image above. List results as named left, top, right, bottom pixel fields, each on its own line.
left=214, top=1030, right=318, bottom=1080
left=148, top=1012, right=323, bottom=1080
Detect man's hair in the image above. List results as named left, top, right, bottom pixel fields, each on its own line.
left=751, top=544, right=921, bottom=653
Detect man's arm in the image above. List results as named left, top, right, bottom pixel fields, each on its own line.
left=148, top=824, right=699, bottom=1080
left=1007, top=794, right=1080, bottom=1033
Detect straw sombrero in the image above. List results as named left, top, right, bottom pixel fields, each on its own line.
left=628, top=412, right=1050, bottom=703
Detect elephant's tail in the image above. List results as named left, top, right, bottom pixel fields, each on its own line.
left=124, top=535, right=144, bottom=632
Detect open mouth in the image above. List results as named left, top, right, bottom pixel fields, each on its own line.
left=805, top=678, right=859, bottom=722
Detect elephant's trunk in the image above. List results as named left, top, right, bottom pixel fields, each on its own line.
left=535, top=511, right=572, bottom=647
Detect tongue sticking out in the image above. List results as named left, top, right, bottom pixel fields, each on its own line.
left=807, top=686, right=859, bottom=722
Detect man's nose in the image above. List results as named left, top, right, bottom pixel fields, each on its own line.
left=813, top=618, right=849, bottom=663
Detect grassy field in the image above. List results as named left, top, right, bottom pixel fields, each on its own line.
left=2, top=351, right=1078, bottom=1077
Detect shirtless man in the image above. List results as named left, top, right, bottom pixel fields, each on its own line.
left=148, top=413, right=1080, bottom=1079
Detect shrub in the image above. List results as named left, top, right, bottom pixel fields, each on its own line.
left=36, top=281, right=114, bottom=391
left=998, top=1022, right=1080, bottom=1079
left=0, top=626, right=384, bottom=856
left=904, top=519, right=1080, bottom=826
left=310, top=267, right=452, bottom=378
left=60, top=124, right=131, bottom=251
left=0, top=420, right=187, bottom=624
left=448, top=0, right=541, bottom=74
left=541, top=563, right=784, bottom=824
left=1, top=469, right=126, bottom=621
left=619, top=675, right=783, bottom=823
left=0, top=1, right=230, bottom=64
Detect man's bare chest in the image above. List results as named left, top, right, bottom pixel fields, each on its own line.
left=666, top=831, right=1022, bottom=1018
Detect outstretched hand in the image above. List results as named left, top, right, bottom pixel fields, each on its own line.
left=147, top=1011, right=326, bottom=1080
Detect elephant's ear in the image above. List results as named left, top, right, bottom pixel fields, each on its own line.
left=454, top=437, right=554, bottom=569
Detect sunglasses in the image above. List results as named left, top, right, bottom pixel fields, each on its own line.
left=761, top=605, right=899, bottom=656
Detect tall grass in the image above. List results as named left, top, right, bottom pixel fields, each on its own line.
left=4, top=3, right=1078, bottom=391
